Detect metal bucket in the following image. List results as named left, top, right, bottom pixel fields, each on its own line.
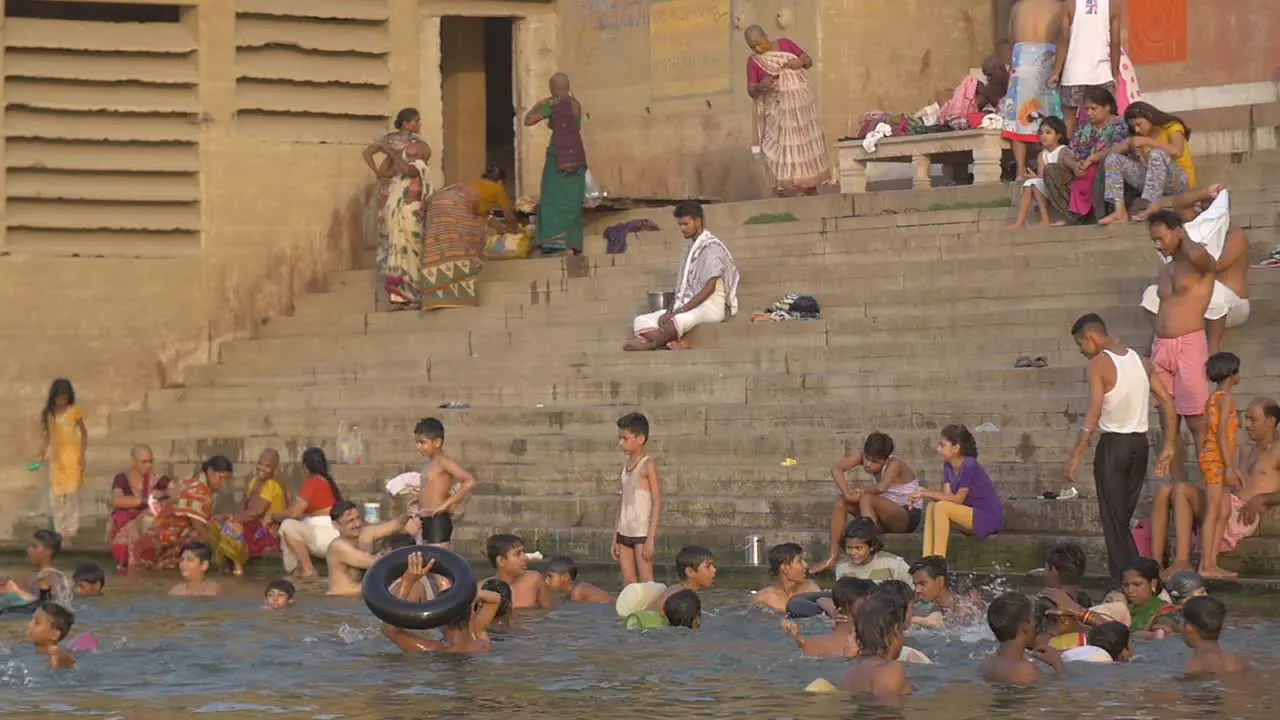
left=362, top=502, right=382, bottom=524
left=743, top=533, right=764, bottom=566
left=647, top=290, right=675, bottom=313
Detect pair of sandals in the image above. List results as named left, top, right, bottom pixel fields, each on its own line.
left=1014, top=355, right=1049, bottom=369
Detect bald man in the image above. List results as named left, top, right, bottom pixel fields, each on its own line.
left=523, top=72, right=588, bottom=255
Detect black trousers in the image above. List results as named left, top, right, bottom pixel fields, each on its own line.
left=1094, top=432, right=1150, bottom=579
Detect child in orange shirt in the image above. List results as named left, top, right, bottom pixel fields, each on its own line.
left=1198, top=352, right=1240, bottom=579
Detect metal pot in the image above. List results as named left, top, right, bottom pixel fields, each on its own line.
left=648, top=290, right=675, bottom=313
left=743, top=533, right=764, bottom=566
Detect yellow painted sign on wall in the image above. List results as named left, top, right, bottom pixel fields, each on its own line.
left=649, top=0, right=733, bottom=99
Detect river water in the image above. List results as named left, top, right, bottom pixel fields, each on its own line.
left=0, top=565, right=1276, bottom=719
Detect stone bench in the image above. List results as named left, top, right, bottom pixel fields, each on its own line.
left=837, top=128, right=1010, bottom=194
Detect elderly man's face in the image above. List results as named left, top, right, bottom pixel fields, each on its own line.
left=133, top=451, right=155, bottom=475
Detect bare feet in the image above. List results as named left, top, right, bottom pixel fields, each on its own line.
left=1038, top=219, right=1051, bottom=228
left=1015, top=168, right=1032, bottom=181
left=1006, top=222, right=1027, bottom=230
left=1050, top=220, right=1068, bottom=227
left=665, top=339, right=692, bottom=350
left=1161, top=562, right=1193, bottom=581
left=1199, top=566, right=1238, bottom=580
left=622, top=339, right=654, bottom=352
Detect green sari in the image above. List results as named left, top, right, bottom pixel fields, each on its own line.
left=535, top=104, right=587, bottom=253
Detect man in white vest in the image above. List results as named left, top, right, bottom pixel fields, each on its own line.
left=1050, top=0, right=1123, bottom=135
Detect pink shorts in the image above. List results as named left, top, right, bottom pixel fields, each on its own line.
left=1151, top=331, right=1209, bottom=417
left=1220, top=494, right=1260, bottom=553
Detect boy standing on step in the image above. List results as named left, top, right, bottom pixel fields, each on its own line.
left=612, top=412, right=662, bottom=584
left=414, top=417, right=476, bottom=548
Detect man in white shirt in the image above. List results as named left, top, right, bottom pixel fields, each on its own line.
left=1050, top=0, right=1123, bottom=135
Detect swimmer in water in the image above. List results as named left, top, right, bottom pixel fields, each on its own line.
left=839, top=594, right=911, bottom=705
left=73, top=563, right=105, bottom=597
left=544, top=556, right=611, bottom=604
left=835, top=518, right=912, bottom=583
left=326, top=502, right=423, bottom=597
left=870, top=580, right=933, bottom=664
left=1182, top=596, right=1249, bottom=677
left=4, top=529, right=66, bottom=603
left=782, top=576, right=873, bottom=658
left=909, top=556, right=979, bottom=628
left=170, top=542, right=221, bottom=597
left=478, top=577, right=514, bottom=637
left=648, top=546, right=717, bottom=612
left=980, top=592, right=1064, bottom=684
left=264, top=579, right=296, bottom=609
left=1043, top=542, right=1093, bottom=607
left=487, top=534, right=552, bottom=610
left=754, top=542, right=820, bottom=612
left=27, top=603, right=76, bottom=670
left=382, top=553, right=505, bottom=654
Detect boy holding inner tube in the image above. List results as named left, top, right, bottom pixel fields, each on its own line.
left=382, top=552, right=504, bottom=654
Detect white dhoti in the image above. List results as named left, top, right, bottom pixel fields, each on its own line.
left=1141, top=282, right=1250, bottom=328
left=279, top=515, right=340, bottom=572
left=633, top=280, right=727, bottom=339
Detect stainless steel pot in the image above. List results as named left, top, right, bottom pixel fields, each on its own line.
left=648, top=290, right=675, bottom=313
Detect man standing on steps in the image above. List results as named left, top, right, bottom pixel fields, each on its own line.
left=1064, top=313, right=1177, bottom=579
left=625, top=200, right=740, bottom=351
left=1144, top=210, right=1216, bottom=575
left=1050, top=0, right=1123, bottom=136
left=1003, top=0, right=1066, bottom=179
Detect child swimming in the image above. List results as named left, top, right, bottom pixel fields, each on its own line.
left=754, top=542, right=820, bottom=612
left=544, top=556, right=611, bottom=604
left=486, top=534, right=551, bottom=610
left=835, top=518, right=911, bottom=584
left=169, top=542, right=221, bottom=597
left=27, top=602, right=76, bottom=670
left=781, top=576, right=873, bottom=658
left=382, top=553, right=505, bottom=654
left=264, top=579, right=296, bottom=610
left=624, top=588, right=702, bottom=630
left=1043, top=542, right=1093, bottom=607
left=909, top=555, right=978, bottom=628
left=1061, top=621, right=1133, bottom=663
left=72, top=563, right=105, bottom=597
left=980, top=592, right=1064, bottom=684
left=1182, top=596, right=1249, bottom=676
left=648, top=546, right=717, bottom=612
left=839, top=594, right=911, bottom=704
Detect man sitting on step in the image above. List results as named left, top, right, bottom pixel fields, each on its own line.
left=624, top=200, right=739, bottom=351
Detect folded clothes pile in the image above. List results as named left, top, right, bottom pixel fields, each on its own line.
left=751, top=293, right=821, bottom=322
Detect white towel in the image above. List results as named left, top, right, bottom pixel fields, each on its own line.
left=861, top=122, right=893, bottom=153
left=1185, top=189, right=1230, bottom=259
left=385, top=472, right=421, bottom=497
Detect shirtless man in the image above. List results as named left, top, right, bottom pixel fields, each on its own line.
left=1141, top=185, right=1250, bottom=356
left=413, top=417, right=476, bottom=548
left=326, top=501, right=421, bottom=596
left=486, top=533, right=552, bottom=610
left=753, top=542, right=820, bottom=612
left=1005, top=0, right=1067, bottom=178
left=1143, top=210, right=1216, bottom=575
left=1174, top=397, right=1280, bottom=568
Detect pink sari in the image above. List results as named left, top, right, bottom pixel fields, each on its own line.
left=108, top=472, right=170, bottom=568
left=749, top=44, right=831, bottom=193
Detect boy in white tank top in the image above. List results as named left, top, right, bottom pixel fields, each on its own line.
left=1051, top=0, right=1122, bottom=135
left=614, top=412, right=663, bottom=584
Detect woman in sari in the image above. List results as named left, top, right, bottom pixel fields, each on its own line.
left=212, top=449, right=288, bottom=576
left=108, top=444, right=170, bottom=569
left=364, top=108, right=432, bottom=309
left=124, top=456, right=233, bottom=571
left=744, top=25, right=831, bottom=196
left=418, top=165, right=517, bottom=309
left=1100, top=101, right=1195, bottom=224
left=525, top=73, right=587, bottom=256
left=1043, top=86, right=1129, bottom=224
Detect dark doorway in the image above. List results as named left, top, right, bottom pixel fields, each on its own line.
left=439, top=16, right=516, bottom=195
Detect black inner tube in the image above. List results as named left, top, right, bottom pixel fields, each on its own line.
left=785, top=591, right=831, bottom=619
left=362, top=545, right=478, bottom=630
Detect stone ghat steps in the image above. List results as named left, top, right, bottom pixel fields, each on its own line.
left=442, top=526, right=1280, bottom=578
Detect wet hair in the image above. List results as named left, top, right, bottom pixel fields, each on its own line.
left=378, top=532, right=417, bottom=553
left=1182, top=596, right=1226, bottom=641
left=1070, top=312, right=1108, bottom=338
left=1033, top=595, right=1060, bottom=635
left=767, top=542, right=805, bottom=577
left=413, top=417, right=445, bottom=441
left=663, top=589, right=702, bottom=629
left=301, top=447, right=342, bottom=503
left=908, top=555, right=949, bottom=585
left=546, top=555, right=579, bottom=580
left=266, top=579, right=296, bottom=599
left=485, top=533, right=524, bottom=568
left=39, top=603, right=75, bottom=641
left=673, top=199, right=704, bottom=221
left=1206, top=352, right=1241, bottom=384
left=32, top=529, right=62, bottom=558
left=481, top=577, right=514, bottom=619
left=329, top=500, right=359, bottom=522
left=393, top=107, right=419, bottom=129
left=1039, top=115, right=1068, bottom=144
left=843, top=517, right=884, bottom=555
left=1082, top=86, right=1118, bottom=115
left=1125, top=101, right=1191, bottom=140
left=874, top=579, right=914, bottom=622
left=863, top=432, right=894, bottom=461
left=202, top=455, right=234, bottom=475
left=940, top=424, right=978, bottom=458
left=481, top=164, right=506, bottom=182
left=1123, top=557, right=1163, bottom=593
left=1045, top=542, right=1088, bottom=586
left=675, top=546, right=715, bottom=580
left=855, top=594, right=904, bottom=657
left=831, top=576, right=876, bottom=617
left=1147, top=210, right=1184, bottom=231
left=73, top=563, right=105, bottom=588
left=616, top=412, right=650, bottom=441
left=1088, top=621, right=1131, bottom=661
left=41, top=378, right=76, bottom=427
left=182, top=542, right=213, bottom=565
left=987, top=592, right=1033, bottom=643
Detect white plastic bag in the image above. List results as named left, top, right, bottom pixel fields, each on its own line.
left=585, top=169, right=604, bottom=200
